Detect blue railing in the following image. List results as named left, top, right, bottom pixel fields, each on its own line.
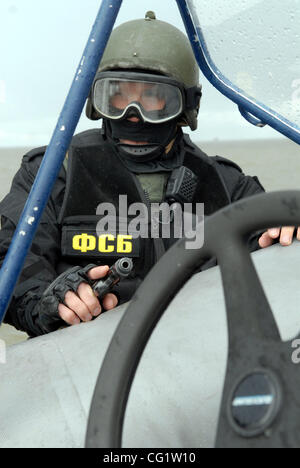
left=0, top=0, right=123, bottom=323
left=176, top=0, right=300, bottom=146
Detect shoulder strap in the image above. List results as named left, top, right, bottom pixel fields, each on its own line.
left=22, top=129, right=103, bottom=166
left=210, top=154, right=243, bottom=173
left=23, top=145, right=47, bottom=162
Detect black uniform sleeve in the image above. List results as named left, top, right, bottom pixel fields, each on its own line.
left=0, top=151, right=66, bottom=336
left=212, top=155, right=266, bottom=252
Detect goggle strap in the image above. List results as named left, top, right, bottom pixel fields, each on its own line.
left=185, top=86, right=202, bottom=110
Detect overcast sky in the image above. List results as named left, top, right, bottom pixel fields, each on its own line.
left=0, top=0, right=285, bottom=147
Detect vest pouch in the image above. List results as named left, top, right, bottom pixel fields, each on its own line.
left=61, top=215, right=154, bottom=278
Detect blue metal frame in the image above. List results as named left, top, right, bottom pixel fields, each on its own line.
left=0, top=0, right=123, bottom=324
left=176, top=0, right=300, bottom=146
left=238, top=107, right=266, bottom=128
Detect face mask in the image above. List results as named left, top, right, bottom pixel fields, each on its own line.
left=104, top=112, right=179, bottom=162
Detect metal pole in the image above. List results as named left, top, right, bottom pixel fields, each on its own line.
left=0, top=0, right=123, bottom=323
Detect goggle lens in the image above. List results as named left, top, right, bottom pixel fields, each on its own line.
left=93, top=77, right=183, bottom=123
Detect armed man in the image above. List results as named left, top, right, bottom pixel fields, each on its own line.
left=0, top=12, right=298, bottom=337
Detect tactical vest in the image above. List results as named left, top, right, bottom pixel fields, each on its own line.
left=57, top=129, right=233, bottom=281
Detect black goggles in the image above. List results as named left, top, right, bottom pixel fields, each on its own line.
left=92, top=71, right=200, bottom=124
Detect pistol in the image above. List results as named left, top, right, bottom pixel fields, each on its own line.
left=92, top=257, right=133, bottom=299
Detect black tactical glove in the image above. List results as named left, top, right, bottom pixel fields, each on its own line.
left=34, top=264, right=97, bottom=334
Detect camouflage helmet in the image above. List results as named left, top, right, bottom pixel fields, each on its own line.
left=86, top=12, right=202, bottom=130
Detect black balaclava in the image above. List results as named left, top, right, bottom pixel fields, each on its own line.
left=103, top=109, right=185, bottom=173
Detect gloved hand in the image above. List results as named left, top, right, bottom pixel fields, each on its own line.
left=35, top=264, right=118, bottom=334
